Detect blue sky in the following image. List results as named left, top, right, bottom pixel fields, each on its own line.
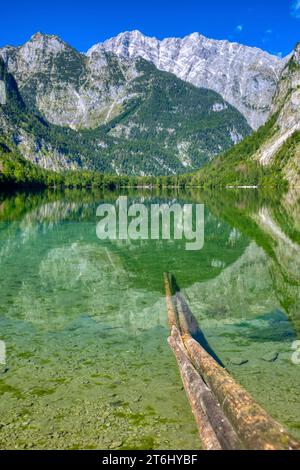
left=1, top=0, right=299, bottom=56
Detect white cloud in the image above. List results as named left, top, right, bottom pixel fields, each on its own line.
left=236, top=24, right=243, bottom=32
left=291, top=0, right=300, bottom=18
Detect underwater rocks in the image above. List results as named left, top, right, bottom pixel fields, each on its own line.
left=230, top=358, right=249, bottom=366
left=230, top=352, right=279, bottom=365
left=261, top=352, right=279, bottom=363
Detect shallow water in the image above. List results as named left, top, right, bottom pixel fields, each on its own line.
left=0, top=188, right=300, bottom=449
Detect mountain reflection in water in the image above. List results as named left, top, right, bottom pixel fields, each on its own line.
left=0, top=188, right=299, bottom=449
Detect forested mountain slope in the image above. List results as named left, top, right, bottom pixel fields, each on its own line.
left=0, top=34, right=250, bottom=176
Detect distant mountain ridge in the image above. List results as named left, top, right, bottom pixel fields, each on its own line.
left=0, top=34, right=251, bottom=176
left=0, top=30, right=288, bottom=130
left=99, top=30, right=287, bottom=129
left=1, top=30, right=298, bottom=184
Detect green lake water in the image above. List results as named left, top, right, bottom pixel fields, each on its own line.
left=0, top=188, right=300, bottom=449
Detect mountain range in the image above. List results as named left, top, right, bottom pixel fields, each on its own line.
left=0, top=32, right=254, bottom=175
left=100, top=30, right=286, bottom=130
left=0, top=30, right=298, bottom=185
left=192, top=42, right=300, bottom=188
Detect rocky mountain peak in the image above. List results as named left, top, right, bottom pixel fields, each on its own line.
left=0, top=31, right=75, bottom=81
left=24, top=31, right=69, bottom=54
left=0, top=32, right=252, bottom=176
left=1, top=30, right=288, bottom=130
left=186, top=32, right=202, bottom=40
left=109, top=29, right=149, bottom=42
left=29, top=31, right=57, bottom=41
left=294, top=42, right=300, bottom=64
left=101, top=30, right=286, bottom=129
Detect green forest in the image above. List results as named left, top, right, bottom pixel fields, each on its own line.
left=0, top=119, right=293, bottom=190
left=0, top=54, right=296, bottom=190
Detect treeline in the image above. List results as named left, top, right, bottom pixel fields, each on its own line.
left=0, top=108, right=292, bottom=190
left=0, top=140, right=287, bottom=191
left=0, top=141, right=192, bottom=189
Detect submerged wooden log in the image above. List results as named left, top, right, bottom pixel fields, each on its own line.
left=168, top=330, right=221, bottom=450
left=169, top=327, right=244, bottom=450
left=163, top=272, right=178, bottom=329
left=183, top=334, right=300, bottom=450
left=174, top=292, right=199, bottom=336
left=164, top=272, right=300, bottom=451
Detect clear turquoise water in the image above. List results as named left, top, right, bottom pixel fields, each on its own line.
left=0, top=189, right=300, bottom=449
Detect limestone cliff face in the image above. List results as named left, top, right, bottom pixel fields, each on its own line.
left=274, top=44, right=300, bottom=130
left=253, top=44, right=300, bottom=184
left=1, top=31, right=286, bottom=131
left=99, top=30, right=286, bottom=129
left=0, top=56, right=81, bottom=171
left=0, top=33, right=141, bottom=130
left=0, top=35, right=251, bottom=175
left=0, top=80, right=6, bottom=105
left=4, top=31, right=298, bottom=177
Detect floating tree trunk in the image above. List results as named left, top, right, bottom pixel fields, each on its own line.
left=169, top=327, right=244, bottom=450
left=164, top=272, right=300, bottom=451
left=168, top=331, right=221, bottom=450
left=163, top=272, right=178, bottom=329
left=183, top=333, right=300, bottom=450
left=175, top=292, right=199, bottom=336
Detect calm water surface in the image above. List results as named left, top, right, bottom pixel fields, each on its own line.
left=0, top=188, right=300, bottom=449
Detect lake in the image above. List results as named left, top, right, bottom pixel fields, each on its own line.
left=0, top=188, right=300, bottom=449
